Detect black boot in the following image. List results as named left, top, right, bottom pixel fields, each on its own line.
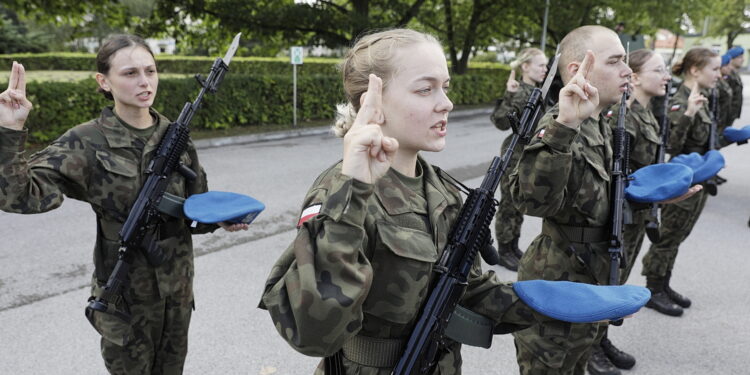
left=715, top=174, right=727, bottom=185
left=601, top=336, right=636, bottom=370
left=511, top=237, right=524, bottom=260
left=496, top=240, right=519, bottom=271
left=665, top=271, right=691, bottom=308
left=645, top=277, right=684, bottom=317
left=587, top=345, right=621, bottom=375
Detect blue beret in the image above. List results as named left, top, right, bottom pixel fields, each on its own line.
left=625, top=163, right=693, bottom=203
left=512, top=280, right=651, bottom=323
left=184, top=191, right=265, bottom=224
left=721, top=54, right=732, bottom=66
left=728, top=46, right=744, bottom=59
left=724, top=125, right=750, bottom=143
left=669, top=150, right=725, bottom=184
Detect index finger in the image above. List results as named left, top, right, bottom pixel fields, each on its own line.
left=13, top=62, right=26, bottom=94
left=8, top=62, right=18, bottom=91
left=577, top=50, right=595, bottom=79
left=508, top=69, right=516, bottom=82
left=691, top=81, right=700, bottom=94
left=355, top=74, right=383, bottom=127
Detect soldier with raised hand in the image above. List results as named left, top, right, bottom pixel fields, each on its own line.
left=0, top=35, right=245, bottom=374
left=259, top=28, right=649, bottom=375
left=490, top=48, right=549, bottom=271
left=640, top=48, right=721, bottom=317
left=509, top=25, right=633, bottom=375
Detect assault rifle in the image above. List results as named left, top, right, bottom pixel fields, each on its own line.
left=608, top=89, right=631, bottom=287
left=705, top=88, right=719, bottom=196
left=645, top=80, right=672, bottom=243
left=391, top=54, right=560, bottom=375
left=85, top=33, right=241, bottom=327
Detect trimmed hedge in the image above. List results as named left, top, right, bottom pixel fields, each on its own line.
left=6, top=69, right=508, bottom=145
left=0, top=53, right=507, bottom=75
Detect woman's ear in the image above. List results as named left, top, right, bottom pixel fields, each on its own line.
left=688, top=65, right=700, bottom=79
left=630, top=72, right=642, bottom=87
left=95, top=73, right=109, bottom=92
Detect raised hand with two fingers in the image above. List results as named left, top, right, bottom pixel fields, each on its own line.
left=684, top=81, right=708, bottom=117
left=556, top=50, right=599, bottom=128
left=506, top=69, right=520, bottom=93
left=0, top=62, right=33, bottom=130
left=341, top=74, right=399, bottom=184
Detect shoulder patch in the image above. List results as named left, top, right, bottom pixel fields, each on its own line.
left=670, top=104, right=681, bottom=112
left=605, top=110, right=614, bottom=118
left=537, top=128, right=546, bottom=138
left=297, top=203, right=322, bottom=228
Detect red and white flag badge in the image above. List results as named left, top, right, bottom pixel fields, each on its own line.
left=670, top=104, right=681, bottom=112
left=605, top=110, right=614, bottom=118
left=297, top=203, right=322, bottom=227
left=537, top=128, right=546, bottom=138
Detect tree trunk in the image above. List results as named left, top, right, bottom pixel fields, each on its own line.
left=455, top=0, right=487, bottom=75
left=443, top=0, right=459, bottom=72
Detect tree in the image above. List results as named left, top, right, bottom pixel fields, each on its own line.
left=706, top=0, right=750, bottom=49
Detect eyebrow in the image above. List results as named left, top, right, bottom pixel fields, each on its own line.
left=607, top=54, right=625, bottom=61
left=413, top=75, right=451, bottom=84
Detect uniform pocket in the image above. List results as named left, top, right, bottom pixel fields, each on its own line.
left=362, top=220, right=438, bottom=324
left=95, top=150, right=138, bottom=177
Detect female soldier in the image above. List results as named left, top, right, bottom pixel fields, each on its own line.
left=0, top=35, right=245, bottom=374
left=489, top=48, right=548, bottom=271
left=640, top=47, right=721, bottom=317
left=259, top=28, right=646, bottom=375
left=588, top=49, right=676, bottom=375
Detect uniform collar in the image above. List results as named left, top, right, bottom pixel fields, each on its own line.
left=374, top=155, right=457, bottom=217
left=99, top=106, right=169, bottom=149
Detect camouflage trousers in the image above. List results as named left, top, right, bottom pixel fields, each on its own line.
left=102, top=295, right=193, bottom=375
left=620, top=209, right=650, bottom=284
left=494, top=141, right=524, bottom=245
left=514, top=232, right=610, bottom=374
left=495, top=174, right=524, bottom=244
left=641, top=189, right=708, bottom=279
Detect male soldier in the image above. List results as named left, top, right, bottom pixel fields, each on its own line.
left=509, top=25, right=632, bottom=375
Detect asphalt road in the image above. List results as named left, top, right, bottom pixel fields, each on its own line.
left=1, top=82, right=749, bottom=374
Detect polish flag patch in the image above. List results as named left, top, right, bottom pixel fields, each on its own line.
left=297, top=203, right=322, bottom=227
left=605, top=110, right=614, bottom=118
left=537, top=128, right=546, bottom=138
left=670, top=104, right=681, bottom=112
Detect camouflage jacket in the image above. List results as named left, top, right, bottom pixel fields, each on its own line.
left=0, top=107, right=213, bottom=301
left=726, top=69, right=743, bottom=122
left=606, top=99, right=661, bottom=171
left=491, top=82, right=536, bottom=172
left=667, top=84, right=713, bottom=155
left=717, top=77, right=734, bottom=133
left=510, top=104, right=612, bottom=228
left=260, top=157, right=538, bottom=375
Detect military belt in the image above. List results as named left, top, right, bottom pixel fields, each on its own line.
left=341, top=335, right=405, bottom=368
left=543, top=221, right=607, bottom=243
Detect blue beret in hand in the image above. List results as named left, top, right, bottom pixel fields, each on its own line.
left=724, top=125, right=750, bottom=144
left=625, top=164, right=693, bottom=203
left=184, top=191, right=265, bottom=224
left=512, top=280, right=651, bottom=323
left=669, top=150, right=725, bottom=184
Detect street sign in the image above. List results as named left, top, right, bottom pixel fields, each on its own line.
left=291, top=47, right=304, bottom=65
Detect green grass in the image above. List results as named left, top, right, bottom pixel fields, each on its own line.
left=0, top=70, right=191, bottom=83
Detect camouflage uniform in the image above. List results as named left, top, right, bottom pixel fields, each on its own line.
left=726, top=69, right=743, bottom=123
left=641, top=84, right=711, bottom=280
left=0, top=107, right=215, bottom=374
left=490, top=81, right=535, bottom=246
left=606, top=100, right=661, bottom=283
left=717, top=77, right=734, bottom=135
left=509, top=105, right=612, bottom=375
left=259, top=157, right=542, bottom=375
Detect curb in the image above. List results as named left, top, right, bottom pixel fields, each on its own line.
left=193, top=106, right=493, bottom=150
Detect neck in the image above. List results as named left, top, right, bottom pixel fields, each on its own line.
left=631, top=88, right=651, bottom=109
left=522, top=75, right=536, bottom=85
left=391, top=150, right=419, bottom=178
left=114, top=103, right=152, bottom=129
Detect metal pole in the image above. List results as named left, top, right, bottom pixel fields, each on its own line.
left=293, top=64, right=297, bottom=127
left=541, top=0, right=549, bottom=51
